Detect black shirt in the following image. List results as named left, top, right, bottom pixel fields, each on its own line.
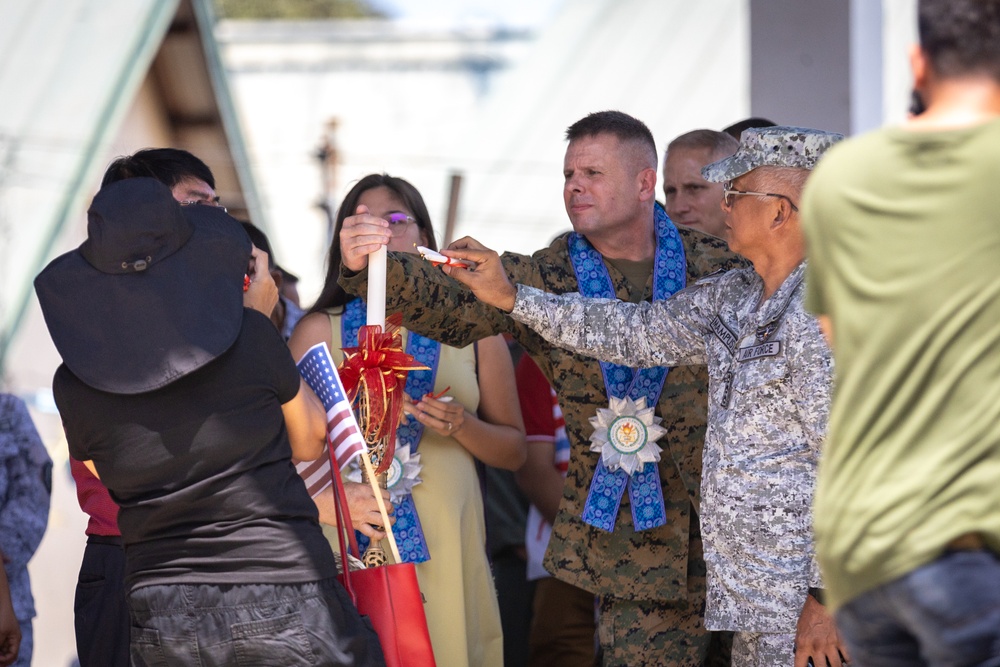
left=54, top=309, right=336, bottom=590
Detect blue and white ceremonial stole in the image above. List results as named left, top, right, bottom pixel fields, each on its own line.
left=568, top=206, right=686, bottom=532
left=344, top=298, right=436, bottom=563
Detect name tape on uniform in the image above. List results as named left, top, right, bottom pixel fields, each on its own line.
left=736, top=341, right=782, bottom=362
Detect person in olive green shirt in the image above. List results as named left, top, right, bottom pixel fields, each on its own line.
left=801, top=0, right=1000, bottom=663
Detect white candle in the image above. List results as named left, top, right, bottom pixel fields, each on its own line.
left=366, top=246, right=387, bottom=329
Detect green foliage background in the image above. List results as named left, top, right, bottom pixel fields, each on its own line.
left=214, top=0, right=388, bottom=19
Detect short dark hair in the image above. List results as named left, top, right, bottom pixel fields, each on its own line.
left=101, top=148, right=216, bottom=189
left=666, top=129, right=739, bottom=161
left=565, top=111, right=657, bottom=168
left=721, top=117, right=777, bottom=141
left=918, top=0, right=1000, bottom=80
left=310, top=173, right=436, bottom=313
left=240, top=221, right=281, bottom=269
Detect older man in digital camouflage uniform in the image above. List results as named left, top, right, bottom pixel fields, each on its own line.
left=441, top=127, right=848, bottom=667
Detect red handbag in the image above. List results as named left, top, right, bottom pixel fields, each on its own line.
left=328, top=448, right=436, bottom=667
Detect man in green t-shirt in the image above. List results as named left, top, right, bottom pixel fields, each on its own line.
left=801, top=0, right=1000, bottom=663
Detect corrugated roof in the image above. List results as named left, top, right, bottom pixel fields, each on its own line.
left=0, top=0, right=178, bottom=380
left=0, top=0, right=264, bottom=389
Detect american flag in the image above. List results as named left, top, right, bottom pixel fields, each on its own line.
left=294, top=343, right=366, bottom=498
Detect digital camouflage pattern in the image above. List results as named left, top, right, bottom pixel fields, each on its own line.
left=510, top=262, right=830, bottom=634
left=730, top=631, right=795, bottom=667
left=340, top=210, right=743, bottom=664
left=701, top=126, right=844, bottom=183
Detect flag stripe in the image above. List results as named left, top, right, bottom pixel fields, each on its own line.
left=294, top=343, right=367, bottom=499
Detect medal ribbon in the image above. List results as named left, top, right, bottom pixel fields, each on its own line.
left=345, top=299, right=435, bottom=562
left=568, top=206, right=686, bottom=532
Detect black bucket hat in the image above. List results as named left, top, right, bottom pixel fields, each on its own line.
left=34, top=177, right=252, bottom=394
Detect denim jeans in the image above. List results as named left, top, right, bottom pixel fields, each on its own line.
left=835, top=549, right=1000, bottom=667
left=127, top=577, right=385, bottom=666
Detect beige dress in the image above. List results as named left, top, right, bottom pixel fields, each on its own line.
left=327, top=311, right=504, bottom=667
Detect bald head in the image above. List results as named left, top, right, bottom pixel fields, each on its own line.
left=666, top=129, right=739, bottom=158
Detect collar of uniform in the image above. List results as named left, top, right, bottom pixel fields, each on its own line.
left=754, top=261, right=807, bottom=333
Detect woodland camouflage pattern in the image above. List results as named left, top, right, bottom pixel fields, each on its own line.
left=341, top=212, right=743, bottom=665
left=510, top=262, right=830, bottom=634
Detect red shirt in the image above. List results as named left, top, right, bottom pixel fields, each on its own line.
left=516, top=356, right=569, bottom=475
left=69, top=457, right=120, bottom=536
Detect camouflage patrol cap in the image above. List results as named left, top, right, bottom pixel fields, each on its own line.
left=701, top=125, right=844, bottom=182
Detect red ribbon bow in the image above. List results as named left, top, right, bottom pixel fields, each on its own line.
left=338, top=313, right=429, bottom=474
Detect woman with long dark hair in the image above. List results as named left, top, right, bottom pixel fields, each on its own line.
left=290, top=173, right=526, bottom=667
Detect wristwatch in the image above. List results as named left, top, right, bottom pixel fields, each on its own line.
left=807, top=587, right=826, bottom=605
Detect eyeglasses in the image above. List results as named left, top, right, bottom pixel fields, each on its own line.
left=386, top=213, right=418, bottom=236
left=722, top=182, right=798, bottom=212
left=386, top=212, right=417, bottom=226
left=179, top=199, right=227, bottom=214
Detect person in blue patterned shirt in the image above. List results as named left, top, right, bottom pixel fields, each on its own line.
left=0, top=394, right=51, bottom=667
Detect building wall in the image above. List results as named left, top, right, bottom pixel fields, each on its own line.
left=748, top=0, right=915, bottom=135
left=749, top=0, right=853, bottom=134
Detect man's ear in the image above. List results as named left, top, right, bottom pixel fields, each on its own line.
left=909, top=43, right=929, bottom=94
left=638, top=167, right=657, bottom=202
left=771, top=198, right=795, bottom=230
left=270, top=268, right=284, bottom=290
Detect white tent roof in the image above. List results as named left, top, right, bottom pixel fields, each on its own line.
left=215, top=0, right=749, bottom=303
left=442, top=0, right=749, bottom=253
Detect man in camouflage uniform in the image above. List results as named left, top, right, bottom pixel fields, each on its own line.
left=662, top=129, right=739, bottom=239
left=439, top=127, right=849, bottom=667
left=340, top=111, right=741, bottom=666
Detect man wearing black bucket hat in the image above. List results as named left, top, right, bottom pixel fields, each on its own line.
left=66, top=148, right=280, bottom=667
left=38, top=178, right=385, bottom=665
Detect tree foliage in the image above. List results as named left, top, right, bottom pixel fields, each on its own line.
left=214, top=0, right=388, bottom=20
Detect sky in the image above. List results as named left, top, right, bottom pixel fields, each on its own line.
left=375, top=0, right=564, bottom=28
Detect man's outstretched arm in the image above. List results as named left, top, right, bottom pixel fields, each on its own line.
left=337, top=207, right=512, bottom=347
left=442, top=238, right=711, bottom=369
